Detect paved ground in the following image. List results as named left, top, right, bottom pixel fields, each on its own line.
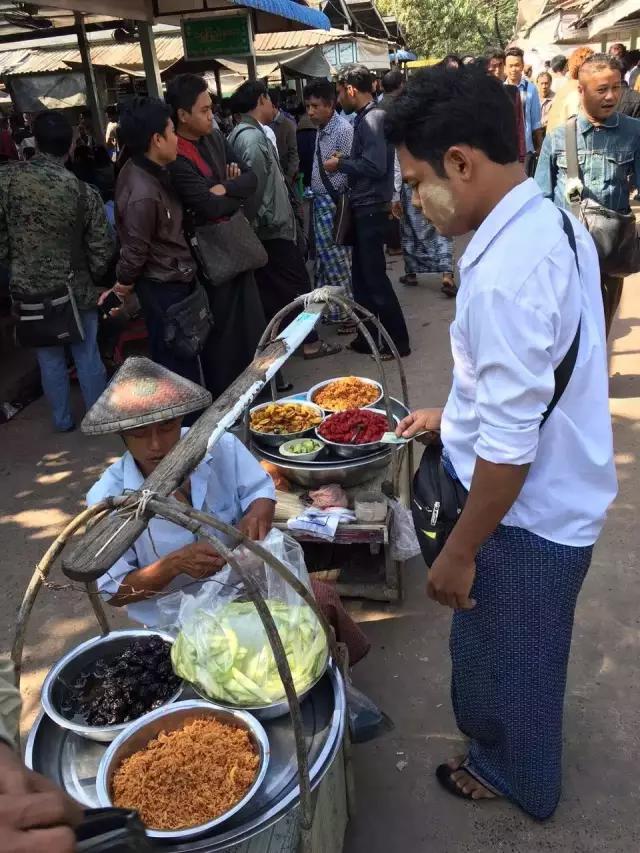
left=1, top=254, right=638, bottom=851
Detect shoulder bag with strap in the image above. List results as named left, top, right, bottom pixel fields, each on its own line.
left=315, top=144, right=354, bottom=247
left=411, top=209, right=582, bottom=567
left=565, top=115, right=640, bottom=277
left=186, top=128, right=267, bottom=288
left=13, top=177, right=86, bottom=348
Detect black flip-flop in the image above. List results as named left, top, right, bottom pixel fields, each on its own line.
left=436, top=763, right=497, bottom=801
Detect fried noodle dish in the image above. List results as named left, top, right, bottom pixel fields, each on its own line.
left=111, top=717, right=259, bottom=830
left=250, top=402, right=321, bottom=435
left=313, top=377, right=380, bottom=412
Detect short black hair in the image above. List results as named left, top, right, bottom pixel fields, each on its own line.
left=485, top=48, right=506, bottom=62
left=441, top=54, right=461, bottom=68
left=382, top=69, right=404, bottom=94
left=165, top=73, right=208, bottom=122
left=505, top=46, right=524, bottom=61
left=33, top=110, right=73, bottom=157
left=232, top=80, right=268, bottom=114
left=580, top=52, right=623, bottom=76
left=384, top=67, right=518, bottom=176
left=118, top=96, right=172, bottom=156
left=336, top=63, right=373, bottom=94
left=268, top=88, right=281, bottom=108
left=551, top=54, right=568, bottom=73
left=303, top=80, right=336, bottom=104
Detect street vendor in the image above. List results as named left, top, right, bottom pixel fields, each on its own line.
left=84, top=357, right=276, bottom=627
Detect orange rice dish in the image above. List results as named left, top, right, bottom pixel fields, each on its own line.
left=313, top=377, right=380, bottom=412
left=111, top=717, right=259, bottom=831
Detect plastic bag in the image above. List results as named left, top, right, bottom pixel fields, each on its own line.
left=165, top=529, right=329, bottom=708
left=389, top=498, right=422, bottom=562
left=346, top=680, right=394, bottom=744
left=308, top=483, right=348, bottom=509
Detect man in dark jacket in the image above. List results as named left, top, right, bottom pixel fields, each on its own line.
left=268, top=89, right=299, bottom=182
left=108, top=96, right=202, bottom=385
left=324, top=64, right=410, bottom=357
left=165, top=73, right=266, bottom=399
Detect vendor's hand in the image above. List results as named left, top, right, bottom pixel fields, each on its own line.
left=391, top=200, right=402, bottom=220
left=396, top=408, right=443, bottom=443
left=323, top=156, right=340, bottom=174
left=0, top=742, right=82, bottom=852
left=237, top=498, right=275, bottom=541
left=427, top=544, right=477, bottom=611
left=169, top=541, right=226, bottom=579
left=226, top=162, right=241, bottom=180
left=210, top=184, right=227, bottom=196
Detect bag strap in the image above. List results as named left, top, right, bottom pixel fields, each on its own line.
left=564, top=116, right=582, bottom=218
left=70, top=178, right=87, bottom=274
left=314, top=144, right=340, bottom=204
left=540, top=209, right=581, bottom=427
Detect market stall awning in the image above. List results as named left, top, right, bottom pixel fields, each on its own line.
left=216, top=43, right=330, bottom=77
left=231, top=0, right=330, bottom=29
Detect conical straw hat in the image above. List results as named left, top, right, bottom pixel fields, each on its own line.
left=81, top=357, right=212, bottom=435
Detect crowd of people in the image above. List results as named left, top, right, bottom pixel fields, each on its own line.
left=0, top=37, right=637, bottom=849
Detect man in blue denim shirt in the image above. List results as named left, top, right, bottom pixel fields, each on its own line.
left=536, top=53, right=640, bottom=336
left=505, top=47, right=543, bottom=175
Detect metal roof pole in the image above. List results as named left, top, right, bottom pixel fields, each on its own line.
left=247, top=12, right=258, bottom=81
left=138, top=19, right=163, bottom=99
left=74, top=11, right=105, bottom=143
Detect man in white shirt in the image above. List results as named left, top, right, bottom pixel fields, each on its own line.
left=386, top=68, right=616, bottom=819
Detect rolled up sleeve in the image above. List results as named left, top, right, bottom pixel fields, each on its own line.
left=233, top=439, right=276, bottom=511
left=468, top=287, right=555, bottom=466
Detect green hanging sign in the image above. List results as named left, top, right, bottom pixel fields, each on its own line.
left=181, top=16, right=251, bottom=59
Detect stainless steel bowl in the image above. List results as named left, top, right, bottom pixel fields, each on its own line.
left=317, top=408, right=400, bottom=460
left=41, top=630, right=184, bottom=744
left=252, top=444, right=392, bottom=489
left=307, top=376, right=383, bottom=412
left=96, top=700, right=270, bottom=841
left=249, top=400, right=324, bottom=448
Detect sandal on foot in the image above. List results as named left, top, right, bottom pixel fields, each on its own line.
left=303, top=341, right=342, bottom=360
left=400, top=274, right=418, bottom=286
left=436, top=762, right=498, bottom=802
left=441, top=275, right=457, bottom=298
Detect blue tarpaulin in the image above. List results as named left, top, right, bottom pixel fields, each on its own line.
left=232, top=0, right=331, bottom=30
left=390, top=49, right=417, bottom=61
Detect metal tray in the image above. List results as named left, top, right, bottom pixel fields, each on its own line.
left=26, top=665, right=346, bottom=852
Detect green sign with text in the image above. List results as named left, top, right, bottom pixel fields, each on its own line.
left=182, top=16, right=251, bottom=59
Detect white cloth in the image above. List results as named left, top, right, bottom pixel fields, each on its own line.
left=261, top=122, right=278, bottom=152
left=87, top=430, right=275, bottom=626
left=288, top=508, right=356, bottom=541
left=393, top=151, right=402, bottom=201
left=441, top=178, right=617, bottom=547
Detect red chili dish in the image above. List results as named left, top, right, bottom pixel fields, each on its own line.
left=319, top=409, right=389, bottom=445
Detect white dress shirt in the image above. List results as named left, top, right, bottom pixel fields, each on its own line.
left=87, top=431, right=275, bottom=626
left=441, top=179, right=617, bottom=547
left=261, top=122, right=278, bottom=152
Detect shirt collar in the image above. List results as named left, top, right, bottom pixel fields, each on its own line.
left=121, top=428, right=211, bottom=510
left=577, top=111, right=620, bottom=133
left=319, top=111, right=340, bottom=138
left=459, top=178, right=542, bottom=271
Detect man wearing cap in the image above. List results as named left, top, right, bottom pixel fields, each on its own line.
left=84, top=357, right=276, bottom=627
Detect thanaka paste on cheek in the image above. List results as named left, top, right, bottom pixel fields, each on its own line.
left=419, top=182, right=457, bottom=233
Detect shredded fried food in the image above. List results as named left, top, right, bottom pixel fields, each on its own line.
left=313, top=377, right=380, bottom=412
left=250, top=402, right=321, bottom=435
left=111, top=717, right=260, bottom=831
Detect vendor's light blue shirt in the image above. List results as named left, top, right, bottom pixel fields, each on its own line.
left=87, top=431, right=275, bottom=627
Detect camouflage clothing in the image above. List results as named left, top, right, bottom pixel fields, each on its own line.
left=0, top=153, right=115, bottom=310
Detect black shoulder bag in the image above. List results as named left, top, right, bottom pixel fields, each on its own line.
left=315, top=145, right=354, bottom=247
left=565, top=115, right=640, bottom=277
left=13, top=178, right=87, bottom=348
left=412, top=209, right=582, bottom=567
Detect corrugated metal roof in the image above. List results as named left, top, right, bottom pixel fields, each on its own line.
left=11, top=48, right=77, bottom=74
left=230, top=0, right=331, bottom=29
left=255, top=27, right=344, bottom=49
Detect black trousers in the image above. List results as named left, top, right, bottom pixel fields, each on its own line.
left=351, top=207, right=410, bottom=352
left=254, top=238, right=318, bottom=344
left=136, top=278, right=203, bottom=387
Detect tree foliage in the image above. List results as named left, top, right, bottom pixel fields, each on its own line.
left=379, top=0, right=518, bottom=58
